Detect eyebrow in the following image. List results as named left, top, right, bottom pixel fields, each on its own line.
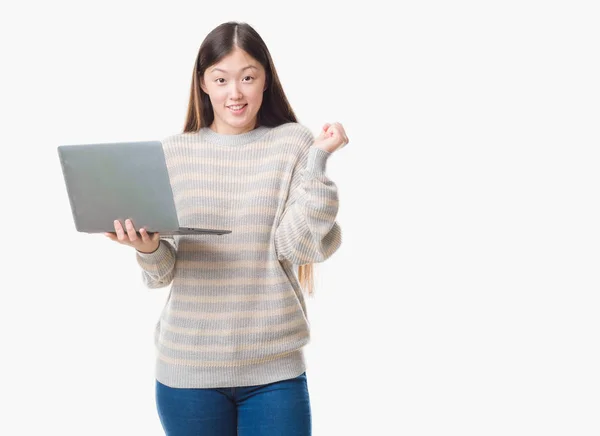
left=209, top=65, right=259, bottom=74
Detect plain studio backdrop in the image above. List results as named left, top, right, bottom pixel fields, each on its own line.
left=1, top=1, right=599, bottom=435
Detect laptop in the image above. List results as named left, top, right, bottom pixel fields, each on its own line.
left=57, top=140, right=232, bottom=236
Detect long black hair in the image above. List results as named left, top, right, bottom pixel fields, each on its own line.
left=183, top=21, right=297, bottom=132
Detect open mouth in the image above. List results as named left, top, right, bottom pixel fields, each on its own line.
left=228, top=104, right=247, bottom=114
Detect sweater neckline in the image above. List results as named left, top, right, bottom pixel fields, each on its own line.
left=200, top=125, right=271, bottom=147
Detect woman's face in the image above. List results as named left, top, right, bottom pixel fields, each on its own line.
left=201, top=47, right=267, bottom=135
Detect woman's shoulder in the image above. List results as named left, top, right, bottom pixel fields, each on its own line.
left=269, top=121, right=313, bottom=137
left=267, top=122, right=315, bottom=149
left=158, top=131, right=205, bottom=151
left=159, top=132, right=185, bottom=146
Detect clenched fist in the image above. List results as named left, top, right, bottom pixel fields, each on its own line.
left=313, top=122, right=349, bottom=154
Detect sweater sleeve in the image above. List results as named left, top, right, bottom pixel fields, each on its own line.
left=274, top=145, right=342, bottom=265
left=135, top=237, right=178, bottom=288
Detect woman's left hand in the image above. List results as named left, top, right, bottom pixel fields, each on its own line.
left=313, top=122, right=349, bottom=153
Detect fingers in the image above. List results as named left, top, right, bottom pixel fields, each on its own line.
left=325, top=122, right=346, bottom=137
left=114, top=220, right=126, bottom=241
left=335, top=124, right=349, bottom=147
left=124, top=219, right=139, bottom=242
left=316, top=124, right=330, bottom=141
left=109, top=219, right=160, bottom=251
left=324, top=122, right=349, bottom=147
left=113, top=219, right=142, bottom=244
left=140, top=227, right=160, bottom=244
left=139, top=227, right=149, bottom=243
left=342, top=132, right=349, bottom=146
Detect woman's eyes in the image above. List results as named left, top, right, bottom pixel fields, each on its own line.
left=215, top=76, right=254, bottom=84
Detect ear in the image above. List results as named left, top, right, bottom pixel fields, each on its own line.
left=199, top=76, right=208, bottom=94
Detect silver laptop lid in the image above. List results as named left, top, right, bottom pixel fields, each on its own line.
left=57, top=140, right=181, bottom=233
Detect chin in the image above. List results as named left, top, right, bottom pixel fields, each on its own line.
left=229, top=116, right=255, bottom=127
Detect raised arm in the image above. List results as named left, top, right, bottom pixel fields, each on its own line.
left=274, top=124, right=346, bottom=264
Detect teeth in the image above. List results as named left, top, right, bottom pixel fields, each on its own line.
left=229, top=105, right=245, bottom=110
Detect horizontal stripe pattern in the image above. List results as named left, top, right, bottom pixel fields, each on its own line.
left=135, top=122, right=341, bottom=388
left=160, top=331, right=309, bottom=354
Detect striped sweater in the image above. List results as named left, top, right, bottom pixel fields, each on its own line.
left=136, top=122, right=342, bottom=388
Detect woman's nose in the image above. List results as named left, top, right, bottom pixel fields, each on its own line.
left=229, top=84, right=243, bottom=99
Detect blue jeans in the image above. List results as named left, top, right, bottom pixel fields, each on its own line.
left=155, top=372, right=311, bottom=435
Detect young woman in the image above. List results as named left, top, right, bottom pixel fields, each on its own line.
left=105, top=21, right=348, bottom=435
